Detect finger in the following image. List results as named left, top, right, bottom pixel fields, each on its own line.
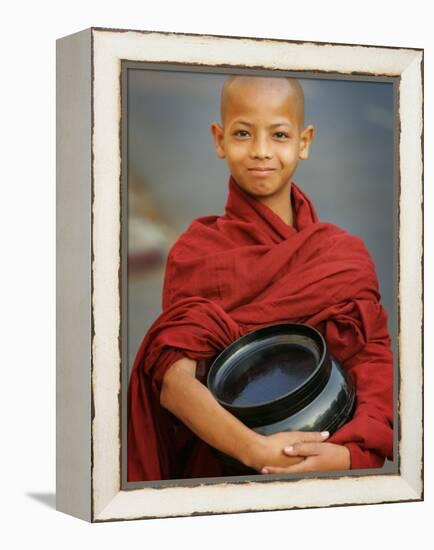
left=261, top=466, right=291, bottom=475
left=262, top=458, right=318, bottom=475
left=293, top=431, right=329, bottom=443
left=283, top=442, right=323, bottom=457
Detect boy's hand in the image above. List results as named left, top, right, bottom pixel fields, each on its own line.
left=247, top=431, right=330, bottom=472
left=261, top=442, right=351, bottom=474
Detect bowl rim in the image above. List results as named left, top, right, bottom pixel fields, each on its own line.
left=206, top=322, right=329, bottom=412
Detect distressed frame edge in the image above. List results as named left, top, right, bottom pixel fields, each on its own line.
left=90, top=28, right=423, bottom=522
left=93, top=473, right=421, bottom=522
left=397, top=51, right=424, bottom=498
left=90, top=25, right=423, bottom=53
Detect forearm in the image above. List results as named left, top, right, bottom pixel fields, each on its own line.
left=160, top=357, right=264, bottom=469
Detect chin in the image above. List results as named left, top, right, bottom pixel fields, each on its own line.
left=238, top=185, right=269, bottom=198
left=248, top=183, right=277, bottom=197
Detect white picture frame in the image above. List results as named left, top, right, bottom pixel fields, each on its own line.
left=56, top=27, right=423, bottom=522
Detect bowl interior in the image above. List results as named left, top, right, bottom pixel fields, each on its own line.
left=213, top=333, right=321, bottom=408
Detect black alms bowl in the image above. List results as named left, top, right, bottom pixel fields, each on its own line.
left=207, top=323, right=355, bottom=471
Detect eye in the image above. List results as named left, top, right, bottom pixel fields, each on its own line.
left=273, top=131, right=289, bottom=139
left=233, top=130, right=250, bottom=138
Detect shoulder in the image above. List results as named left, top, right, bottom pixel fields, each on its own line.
left=167, top=213, right=226, bottom=261
left=319, top=221, right=372, bottom=252
left=321, top=221, right=378, bottom=277
left=309, top=220, right=378, bottom=277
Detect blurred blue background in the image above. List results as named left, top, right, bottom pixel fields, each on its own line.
left=127, top=69, right=396, bottom=376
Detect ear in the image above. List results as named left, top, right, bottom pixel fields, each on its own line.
left=299, top=125, right=315, bottom=161
left=210, top=122, right=226, bottom=159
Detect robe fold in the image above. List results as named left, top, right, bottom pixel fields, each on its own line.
left=128, top=176, right=393, bottom=481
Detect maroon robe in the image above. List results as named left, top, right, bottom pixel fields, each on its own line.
left=128, top=177, right=394, bottom=481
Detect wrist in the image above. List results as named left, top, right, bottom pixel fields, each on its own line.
left=237, top=431, right=267, bottom=471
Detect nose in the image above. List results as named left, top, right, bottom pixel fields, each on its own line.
left=250, top=135, right=272, bottom=160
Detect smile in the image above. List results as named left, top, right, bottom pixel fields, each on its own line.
left=248, top=168, right=276, bottom=176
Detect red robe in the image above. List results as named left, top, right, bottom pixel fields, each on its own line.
left=128, top=176, right=394, bottom=481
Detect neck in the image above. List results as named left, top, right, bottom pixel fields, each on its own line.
left=257, top=183, right=293, bottom=226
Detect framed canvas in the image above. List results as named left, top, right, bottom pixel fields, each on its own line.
left=56, top=27, right=423, bottom=522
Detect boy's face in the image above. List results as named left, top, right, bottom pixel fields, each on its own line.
left=211, top=78, right=314, bottom=203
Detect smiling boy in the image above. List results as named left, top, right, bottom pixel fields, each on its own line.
left=127, top=76, right=393, bottom=481
left=211, top=77, right=312, bottom=226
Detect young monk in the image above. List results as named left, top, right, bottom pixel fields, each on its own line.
left=127, top=76, right=393, bottom=481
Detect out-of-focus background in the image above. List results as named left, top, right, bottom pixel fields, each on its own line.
left=127, top=69, right=395, bottom=376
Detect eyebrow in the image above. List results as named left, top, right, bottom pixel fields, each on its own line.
left=233, top=120, right=293, bottom=129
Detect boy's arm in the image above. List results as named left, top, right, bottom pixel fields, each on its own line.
left=160, top=357, right=329, bottom=472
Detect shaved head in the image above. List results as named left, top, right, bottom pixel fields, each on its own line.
left=220, top=76, right=305, bottom=127
left=210, top=74, right=314, bottom=218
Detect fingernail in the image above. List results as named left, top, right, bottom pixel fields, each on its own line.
left=284, top=446, right=294, bottom=453
left=321, top=431, right=330, bottom=438
left=262, top=468, right=269, bottom=474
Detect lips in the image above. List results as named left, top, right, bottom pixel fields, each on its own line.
left=248, top=167, right=276, bottom=177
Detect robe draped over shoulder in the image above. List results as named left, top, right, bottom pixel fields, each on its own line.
left=127, top=176, right=393, bottom=481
